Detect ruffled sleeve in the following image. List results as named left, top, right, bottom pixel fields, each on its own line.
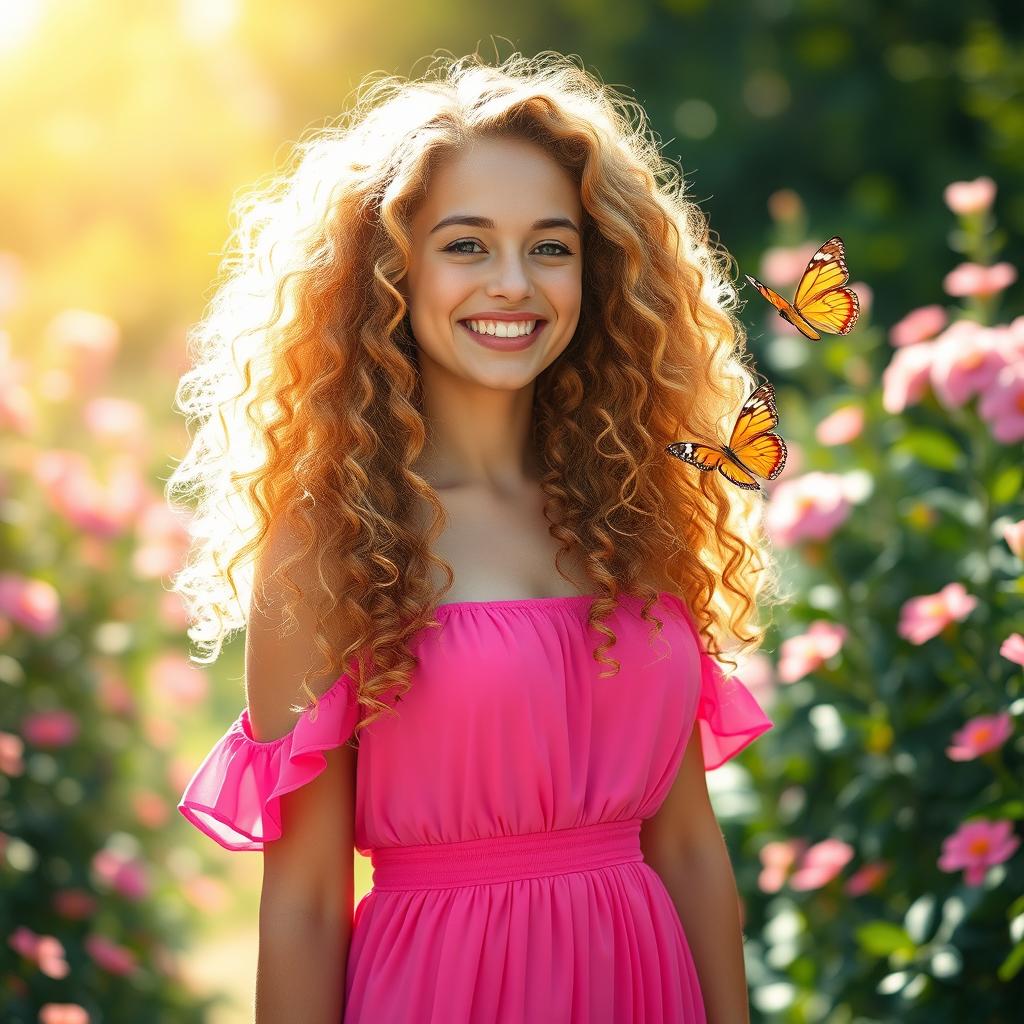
left=177, top=672, right=360, bottom=852
left=667, top=593, right=775, bottom=771
left=694, top=645, right=774, bottom=770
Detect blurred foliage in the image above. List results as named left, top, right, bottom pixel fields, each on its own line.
left=1, top=0, right=1022, bottom=1021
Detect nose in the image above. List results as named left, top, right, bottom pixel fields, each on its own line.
left=485, top=252, right=534, bottom=302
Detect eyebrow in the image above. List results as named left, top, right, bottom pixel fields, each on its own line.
left=429, top=214, right=581, bottom=236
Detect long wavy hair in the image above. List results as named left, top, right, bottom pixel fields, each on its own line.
left=165, top=50, right=783, bottom=744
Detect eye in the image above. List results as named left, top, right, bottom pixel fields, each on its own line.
left=535, top=241, right=574, bottom=256
left=441, top=239, right=575, bottom=256
left=443, top=239, right=484, bottom=254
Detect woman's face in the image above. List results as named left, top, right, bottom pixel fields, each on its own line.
left=402, top=135, right=584, bottom=390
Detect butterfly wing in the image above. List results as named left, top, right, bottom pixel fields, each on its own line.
left=730, top=431, right=787, bottom=482
left=665, top=441, right=728, bottom=472
left=797, top=286, right=860, bottom=336
left=667, top=381, right=787, bottom=492
left=717, top=457, right=761, bottom=490
left=727, top=380, right=780, bottom=450
left=793, top=236, right=849, bottom=306
left=667, top=440, right=761, bottom=490
left=724, top=381, right=787, bottom=487
left=744, top=274, right=792, bottom=315
left=744, top=273, right=821, bottom=341
left=792, top=235, right=860, bottom=336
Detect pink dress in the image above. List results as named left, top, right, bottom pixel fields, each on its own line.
left=178, top=590, right=774, bottom=1023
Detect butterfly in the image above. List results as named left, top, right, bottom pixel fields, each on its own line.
left=665, top=380, right=787, bottom=492
left=744, top=235, right=860, bottom=341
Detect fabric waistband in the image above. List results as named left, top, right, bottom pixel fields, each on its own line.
left=370, top=817, right=645, bottom=892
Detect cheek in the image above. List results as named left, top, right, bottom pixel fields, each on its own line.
left=415, top=264, right=470, bottom=315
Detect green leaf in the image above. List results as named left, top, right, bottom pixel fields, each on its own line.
left=892, top=429, right=965, bottom=472
left=998, top=938, right=1024, bottom=982
left=990, top=464, right=1024, bottom=505
left=856, top=920, right=916, bottom=956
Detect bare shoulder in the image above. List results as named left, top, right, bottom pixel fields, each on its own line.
left=247, top=515, right=357, bottom=917
left=246, top=516, right=342, bottom=740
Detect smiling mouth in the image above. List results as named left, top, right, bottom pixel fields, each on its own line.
left=457, top=320, right=547, bottom=339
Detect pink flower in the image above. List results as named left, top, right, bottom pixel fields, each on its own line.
left=0, top=731, right=24, bottom=776
left=84, top=934, right=138, bottom=977
left=731, top=651, right=776, bottom=710
left=91, top=848, right=151, bottom=901
left=882, top=341, right=936, bottom=414
left=943, top=261, right=1017, bottom=298
left=944, top=176, right=997, bottom=216
left=52, top=887, right=98, bottom=920
left=83, top=397, right=147, bottom=451
left=9, top=925, right=40, bottom=958
left=0, top=333, right=36, bottom=434
left=898, top=582, right=978, bottom=645
left=158, top=588, right=190, bottom=631
left=95, top=667, right=136, bottom=717
left=757, top=837, right=809, bottom=894
left=150, top=652, right=208, bottom=708
left=0, top=573, right=61, bottom=635
left=988, top=316, right=1024, bottom=366
left=938, top=818, right=1020, bottom=886
left=132, top=500, right=192, bottom=579
left=929, top=327, right=1006, bottom=408
left=851, top=281, right=872, bottom=320
left=778, top=621, right=848, bottom=682
left=33, top=450, right=150, bottom=539
left=765, top=471, right=853, bottom=547
left=845, top=860, right=891, bottom=896
left=44, top=309, right=121, bottom=397
left=1003, top=519, right=1024, bottom=558
left=34, top=935, right=70, bottom=979
left=39, top=1005, right=91, bottom=1024
left=760, top=242, right=820, bottom=287
left=889, top=304, right=948, bottom=347
left=21, top=710, right=80, bottom=749
left=978, top=361, right=1024, bottom=444
left=7, top=928, right=69, bottom=979
left=789, top=838, right=856, bottom=891
left=1001, top=633, right=1024, bottom=667
left=946, top=711, right=1013, bottom=760
left=815, top=404, right=864, bottom=446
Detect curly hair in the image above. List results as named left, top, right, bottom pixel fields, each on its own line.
left=165, top=49, right=783, bottom=745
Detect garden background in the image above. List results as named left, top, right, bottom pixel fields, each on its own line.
left=1, top=1, right=1022, bottom=1021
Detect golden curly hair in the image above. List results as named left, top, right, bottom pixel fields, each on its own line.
left=165, top=49, right=783, bottom=745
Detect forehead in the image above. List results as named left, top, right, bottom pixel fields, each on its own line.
left=417, top=136, right=581, bottom=222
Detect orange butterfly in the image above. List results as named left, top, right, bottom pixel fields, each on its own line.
left=744, top=235, right=860, bottom=341
left=665, top=380, right=787, bottom=492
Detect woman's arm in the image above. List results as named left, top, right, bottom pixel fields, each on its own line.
left=640, top=724, right=753, bottom=1024
left=255, top=745, right=355, bottom=1023
left=247, top=520, right=357, bottom=1023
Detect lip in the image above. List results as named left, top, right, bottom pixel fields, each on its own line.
left=460, top=311, right=546, bottom=320
left=458, top=318, right=547, bottom=352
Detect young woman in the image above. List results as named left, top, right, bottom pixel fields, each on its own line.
left=172, top=50, right=778, bottom=1024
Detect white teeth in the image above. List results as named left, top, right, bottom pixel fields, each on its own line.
left=465, top=319, right=537, bottom=338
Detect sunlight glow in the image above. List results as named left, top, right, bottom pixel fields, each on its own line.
left=0, top=0, right=46, bottom=55
left=179, top=0, right=240, bottom=45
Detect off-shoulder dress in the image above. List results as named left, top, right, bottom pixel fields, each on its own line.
left=178, top=590, right=774, bottom=1023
